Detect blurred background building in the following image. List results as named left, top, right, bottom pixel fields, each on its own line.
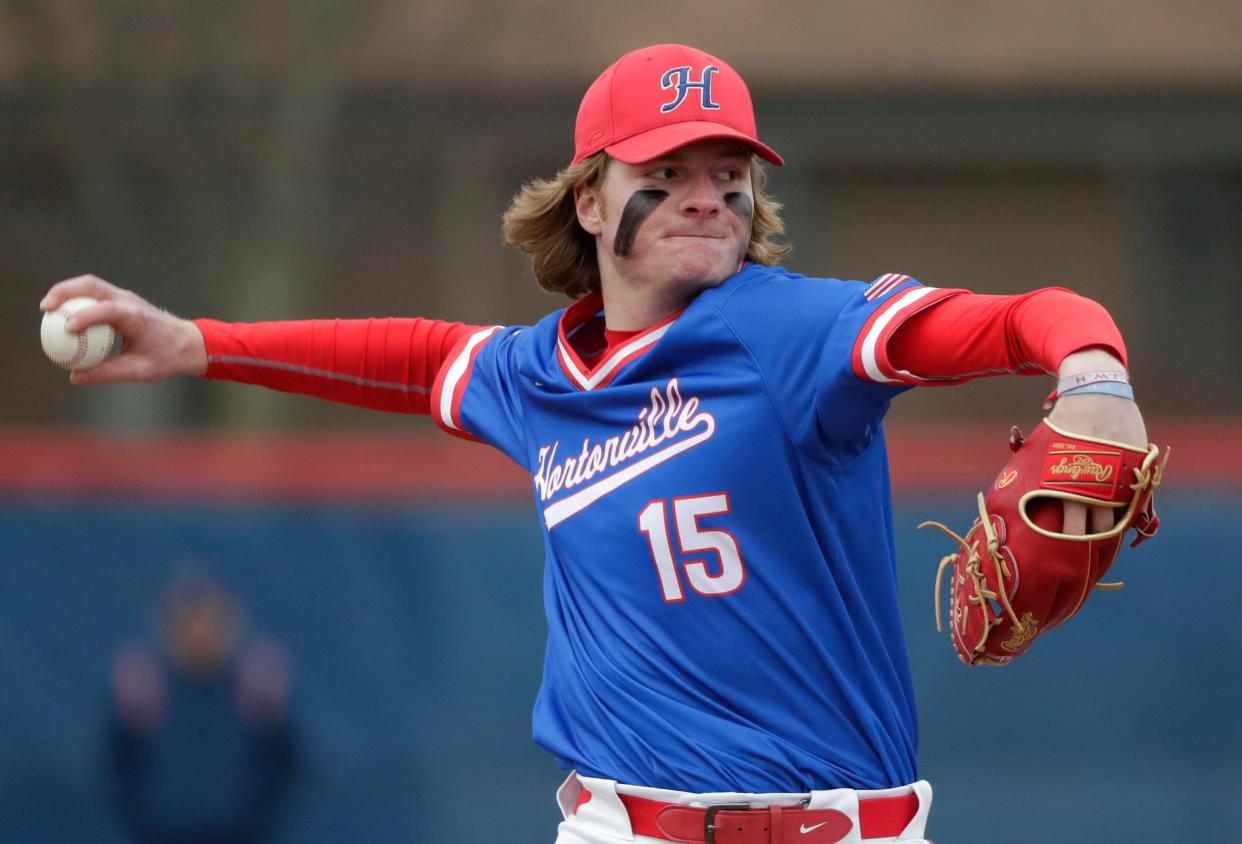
left=1, top=2, right=1239, bottom=842
left=4, top=0, right=1241, bottom=430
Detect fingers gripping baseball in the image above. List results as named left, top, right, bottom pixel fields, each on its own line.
left=41, top=274, right=134, bottom=310
left=39, top=275, right=208, bottom=384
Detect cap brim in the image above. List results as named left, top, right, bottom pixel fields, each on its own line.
left=605, top=121, right=784, bottom=167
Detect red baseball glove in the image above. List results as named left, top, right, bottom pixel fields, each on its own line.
left=921, top=419, right=1168, bottom=666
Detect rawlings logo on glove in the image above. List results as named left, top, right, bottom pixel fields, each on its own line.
left=921, top=419, right=1168, bottom=666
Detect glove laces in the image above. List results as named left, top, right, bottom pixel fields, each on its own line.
left=921, top=493, right=1026, bottom=641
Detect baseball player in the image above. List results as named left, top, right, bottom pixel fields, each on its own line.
left=43, top=43, right=1148, bottom=844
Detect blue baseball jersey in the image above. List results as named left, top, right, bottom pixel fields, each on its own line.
left=430, top=263, right=959, bottom=793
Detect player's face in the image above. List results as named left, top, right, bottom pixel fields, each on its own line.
left=579, top=140, right=755, bottom=303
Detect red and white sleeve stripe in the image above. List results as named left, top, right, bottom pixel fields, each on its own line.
left=430, top=326, right=502, bottom=441
left=853, top=286, right=1128, bottom=387
left=851, top=285, right=966, bottom=384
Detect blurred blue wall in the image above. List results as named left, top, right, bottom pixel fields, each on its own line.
left=0, top=492, right=1236, bottom=843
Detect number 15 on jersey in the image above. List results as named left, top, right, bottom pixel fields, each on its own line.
left=637, top=493, right=747, bottom=602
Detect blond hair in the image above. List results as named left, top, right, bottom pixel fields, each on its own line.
left=502, top=153, right=792, bottom=299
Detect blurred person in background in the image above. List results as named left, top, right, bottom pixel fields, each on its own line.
left=106, top=570, right=298, bottom=844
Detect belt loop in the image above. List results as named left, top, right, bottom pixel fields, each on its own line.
left=903, top=781, right=933, bottom=839
left=770, top=804, right=783, bottom=844
left=555, top=771, right=581, bottom=819
left=572, top=775, right=634, bottom=839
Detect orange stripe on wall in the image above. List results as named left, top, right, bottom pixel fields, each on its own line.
left=0, top=421, right=1234, bottom=498
left=0, top=428, right=530, bottom=499
left=886, top=420, right=1236, bottom=493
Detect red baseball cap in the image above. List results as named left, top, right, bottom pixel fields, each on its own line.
left=572, top=44, right=784, bottom=167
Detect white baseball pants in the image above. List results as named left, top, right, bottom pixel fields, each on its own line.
left=553, top=772, right=934, bottom=844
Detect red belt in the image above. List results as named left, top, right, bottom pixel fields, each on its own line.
left=573, top=787, right=920, bottom=844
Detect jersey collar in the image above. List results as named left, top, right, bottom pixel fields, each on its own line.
left=556, top=291, right=681, bottom=391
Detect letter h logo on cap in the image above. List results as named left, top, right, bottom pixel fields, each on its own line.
left=571, top=43, right=784, bottom=167
left=660, top=65, right=720, bottom=113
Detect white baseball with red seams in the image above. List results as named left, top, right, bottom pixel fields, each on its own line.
left=40, top=296, right=116, bottom=370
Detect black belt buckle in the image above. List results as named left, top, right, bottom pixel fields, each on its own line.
left=704, top=802, right=751, bottom=844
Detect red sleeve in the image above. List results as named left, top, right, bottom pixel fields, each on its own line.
left=193, top=317, right=484, bottom=414
left=884, top=287, right=1127, bottom=386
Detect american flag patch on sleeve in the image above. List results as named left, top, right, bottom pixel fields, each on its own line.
left=863, top=273, right=911, bottom=301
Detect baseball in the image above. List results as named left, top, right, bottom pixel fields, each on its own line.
left=41, top=296, right=116, bottom=371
